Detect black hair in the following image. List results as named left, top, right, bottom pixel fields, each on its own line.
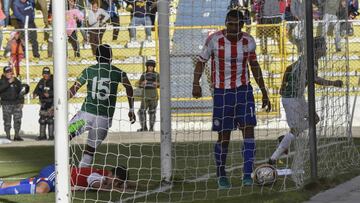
left=91, top=0, right=99, bottom=6
left=225, top=9, right=245, bottom=24
left=112, top=165, right=128, bottom=182
left=96, top=44, right=112, bottom=64
left=145, top=60, right=156, bottom=68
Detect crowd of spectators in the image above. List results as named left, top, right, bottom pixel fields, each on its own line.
left=0, top=0, right=159, bottom=60
left=0, top=0, right=358, bottom=61
left=229, top=0, right=359, bottom=53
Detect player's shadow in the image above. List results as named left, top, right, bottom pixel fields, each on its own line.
left=0, top=170, right=38, bottom=178
left=0, top=198, right=18, bottom=203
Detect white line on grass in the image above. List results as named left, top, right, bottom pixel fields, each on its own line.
left=116, top=184, right=173, bottom=203
left=186, top=140, right=349, bottom=183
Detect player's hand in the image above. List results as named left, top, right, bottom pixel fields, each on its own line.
left=129, top=111, right=136, bottom=124
left=333, top=80, right=343, bottom=87
left=262, top=95, right=271, bottom=112
left=192, top=84, right=202, bottom=98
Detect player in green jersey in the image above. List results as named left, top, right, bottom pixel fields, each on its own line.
left=268, top=37, right=343, bottom=165
left=68, top=44, right=136, bottom=167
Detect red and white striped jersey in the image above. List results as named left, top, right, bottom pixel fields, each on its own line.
left=198, top=30, right=257, bottom=89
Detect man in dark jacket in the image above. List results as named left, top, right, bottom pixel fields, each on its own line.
left=33, top=67, right=54, bottom=140
left=12, top=0, right=40, bottom=58
left=0, top=66, right=29, bottom=141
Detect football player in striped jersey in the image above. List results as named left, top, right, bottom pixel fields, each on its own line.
left=192, top=9, right=271, bottom=188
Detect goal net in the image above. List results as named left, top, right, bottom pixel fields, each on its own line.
left=63, top=0, right=360, bottom=202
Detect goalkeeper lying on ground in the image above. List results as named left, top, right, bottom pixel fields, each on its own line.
left=0, top=164, right=129, bottom=195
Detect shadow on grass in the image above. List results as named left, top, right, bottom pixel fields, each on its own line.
left=0, top=198, right=18, bottom=203
left=0, top=170, right=39, bottom=178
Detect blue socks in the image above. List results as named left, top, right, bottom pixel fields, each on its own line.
left=0, top=184, right=36, bottom=195
left=242, top=138, right=255, bottom=179
left=214, top=141, right=229, bottom=178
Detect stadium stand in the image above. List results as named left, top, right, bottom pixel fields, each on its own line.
left=0, top=0, right=358, bottom=117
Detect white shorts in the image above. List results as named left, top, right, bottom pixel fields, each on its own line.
left=282, top=97, right=308, bottom=134
left=69, top=111, right=112, bottom=148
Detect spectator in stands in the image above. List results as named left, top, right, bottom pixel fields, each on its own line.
left=87, top=0, right=110, bottom=56
left=126, top=0, right=154, bottom=48
left=137, top=59, right=159, bottom=132
left=254, top=0, right=282, bottom=54
left=66, top=0, right=84, bottom=58
left=349, top=0, right=359, bottom=18
left=34, top=0, right=48, bottom=27
left=12, top=0, right=40, bottom=58
left=101, top=0, right=121, bottom=41
left=283, top=0, right=294, bottom=21
left=75, top=0, right=91, bottom=49
left=321, top=0, right=342, bottom=52
left=33, top=67, right=54, bottom=141
left=0, top=66, right=29, bottom=141
left=339, top=0, right=350, bottom=36
left=0, top=1, right=5, bottom=52
left=46, top=14, right=53, bottom=58
left=2, top=0, right=11, bottom=26
left=285, top=0, right=305, bottom=52
left=9, top=31, right=24, bottom=78
left=338, top=0, right=358, bottom=36
left=34, top=0, right=48, bottom=50
left=148, top=0, right=157, bottom=30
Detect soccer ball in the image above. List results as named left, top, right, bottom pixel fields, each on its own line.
left=251, top=164, right=278, bottom=186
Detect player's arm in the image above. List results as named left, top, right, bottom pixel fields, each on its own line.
left=193, top=33, right=213, bottom=98
left=249, top=55, right=271, bottom=112
left=280, top=64, right=293, bottom=95
left=68, top=81, right=83, bottom=99
left=314, top=76, right=343, bottom=87
left=192, top=60, right=206, bottom=98
left=122, top=75, right=136, bottom=123
left=69, top=70, right=87, bottom=99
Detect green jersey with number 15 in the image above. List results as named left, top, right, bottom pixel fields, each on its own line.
left=76, top=63, right=127, bottom=118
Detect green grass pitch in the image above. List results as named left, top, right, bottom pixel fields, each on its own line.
left=0, top=138, right=359, bottom=203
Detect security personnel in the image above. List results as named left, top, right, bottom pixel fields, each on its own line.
left=137, top=60, right=159, bottom=132
left=33, top=67, right=54, bottom=140
left=0, top=66, right=29, bottom=141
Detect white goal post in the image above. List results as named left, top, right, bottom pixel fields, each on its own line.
left=53, top=0, right=70, bottom=202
